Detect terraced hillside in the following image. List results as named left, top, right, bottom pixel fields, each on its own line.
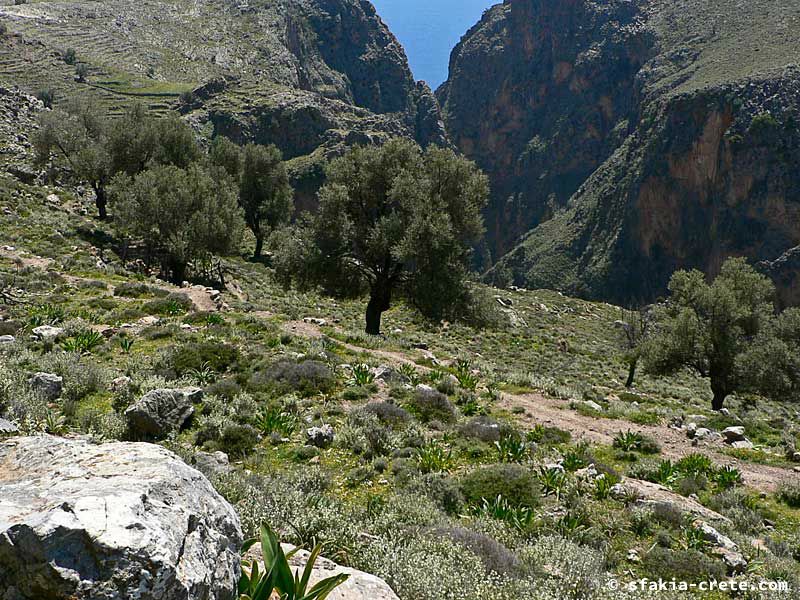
left=439, top=0, right=800, bottom=305
left=0, top=0, right=447, bottom=202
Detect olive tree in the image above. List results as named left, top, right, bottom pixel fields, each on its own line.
left=240, top=144, right=293, bottom=258
left=615, top=306, right=652, bottom=388
left=276, top=139, right=489, bottom=335
left=642, top=257, right=793, bottom=410
left=111, top=164, right=243, bottom=282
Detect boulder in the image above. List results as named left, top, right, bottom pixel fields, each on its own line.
left=31, top=325, right=64, bottom=341
left=0, top=435, right=242, bottom=599
left=306, top=424, right=335, bottom=448
left=693, top=520, right=747, bottom=572
left=722, top=426, right=746, bottom=443
left=125, top=387, right=202, bottom=439
left=0, top=335, right=14, bottom=345
left=730, top=439, right=754, bottom=450
left=0, top=418, right=19, bottom=436
left=28, top=372, right=63, bottom=401
left=582, top=400, right=603, bottom=412
left=246, top=543, right=399, bottom=600
left=191, top=450, right=232, bottom=476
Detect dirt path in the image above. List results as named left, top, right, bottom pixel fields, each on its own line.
left=275, top=316, right=797, bottom=493
left=500, top=392, right=796, bottom=492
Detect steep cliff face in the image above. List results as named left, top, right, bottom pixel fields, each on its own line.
left=0, top=0, right=447, bottom=205
left=442, top=0, right=800, bottom=303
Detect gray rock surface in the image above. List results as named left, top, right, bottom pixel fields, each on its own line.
left=0, top=435, right=242, bottom=599
left=28, top=372, right=63, bottom=401
left=0, top=335, right=14, bottom=345
left=306, top=424, right=335, bottom=448
left=246, top=542, right=399, bottom=600
left=125, top=387, right=203, bottom=440
left=31, top=325, right=64, bottom=341
left=0, top=418, right=19, bottom=435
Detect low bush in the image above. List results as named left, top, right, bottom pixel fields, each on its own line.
left=143, top=292, right=192, bottom=315
left=217, top=424, right=259, bottom=458
left=407, top=474, right=464, bottom=515
left=171, top=341, right=239, bottom=376
left=407, top=386, right=456, bottom=423
left=362, top=401, right=411, bottom=428
left=250, top=359, right=334, bottom=396
left=459, top=416, right=509, bottom=443
left=432, top=527, right=521, bottom=576
left=527, top=424, right=571, bottom=446
left=641, top=547, right=727, bottom=583
left=460, top=464, right=540, bottom=509
left=778, top=482, right=800, bottom=508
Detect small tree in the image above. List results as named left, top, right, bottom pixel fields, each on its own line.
left=75, top=63, right=89, bottom=82
left=209, top=136, right=243, bottom=179
left=111, top=164, right=243, bottom=282
left=63, top=48, right=77, bottom=65
left=239, top=143, right=293, bottom=258
left=615, top=306, right=652, bottom=388
left=33, top=98, right=111, bottom=218
left=277, top=139, right=488, bottom=335
left=643, top=257, right=781, bottom=410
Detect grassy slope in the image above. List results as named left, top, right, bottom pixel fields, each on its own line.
left=2, top=172, right=800, bottom=597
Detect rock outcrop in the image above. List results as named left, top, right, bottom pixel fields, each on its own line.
left=0, top=435, right=243, bottom=599
left=440, top=0, right=800, bottom=304
left=125, top=387, right=203, bottom=440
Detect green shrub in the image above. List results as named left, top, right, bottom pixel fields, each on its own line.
left=250, top=359, right=334, bottom=396
left=407, top=474, right=464, bottom=515
left=144, top=292, right=193, bottom=316
left=527, top=424, right=571, bottom=445
left=171, top=341, right=239, bottom=376
left=218, top=424, right=259, bottom=458
left=63, top=47, right=77, bottom=65
left=458, top=416, right=507, bottom=443
left=36, top=88, right=56, bottom=109
left=407, top=386, right=456, bottom=423
left=114, top=282, right=168, bottom=298
left=362, top=401, right=411, bottom=428
left=778, top=482, right=800, bottom=508
left=433, top=527, right=521, bottom=576
left=642, top=547, right=727, bottom=583
left=460, top=464, right=540, bottom=509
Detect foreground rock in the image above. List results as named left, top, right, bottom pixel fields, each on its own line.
left=246, top=543, right=399, bottom=600
left=0, top=435, right=242, bottom=599
left=125, top=387, right=203, bottom=439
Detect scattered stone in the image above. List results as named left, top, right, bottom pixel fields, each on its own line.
left=583, top=400, right=603, bottom=412
left=137, top=315, right=160, bottom=327
left=0, top=335, right=14, bottom=344
left=730, top=439, right=754, bottom=450
left=246, top=543, right=399, bottom=600
left=303, top=317, right=328, bottom=326
left=686, top=422, right=698, bottom=438
left=28, top=372, right=63, bottom=401
left=411, top=342, right=429, bottom=350
left=45, top=193, right=59, bottom=204
left=125, top=387, right=203, bottom=439
left=627, top=549, right=641, bottom=563
left=306, top=424, right=335, bottom=448
left=191, top=450, right=232, bottom=476
left=0, top=418, right=19, bottom=436
left=693, top=520, right=747, bottom=572
left=31, top=325, right=64, bottom=341
left=0, top=435, right=242, bottom=598
left=792, top=452, right=800, bottom=463
left=722, top=426, right=746, bottom=442
left=110, top=376, right=132, bottom=391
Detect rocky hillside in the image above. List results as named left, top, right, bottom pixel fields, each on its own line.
left=0, top=0, right=447, bottom=205
left=439, top=0, right=800, bottom=305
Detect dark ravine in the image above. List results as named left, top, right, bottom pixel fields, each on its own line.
left=441, top=0, right=800, bottom=304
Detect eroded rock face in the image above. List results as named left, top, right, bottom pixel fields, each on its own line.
left=0, top=435, right=243, bottom=600
left=441, top=0, right=800, bottom=302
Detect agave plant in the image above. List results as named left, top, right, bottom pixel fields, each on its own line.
left=676, top=453, right=716, bottom=477
left=453, top=359, right=479, bottom=391
left=714, top=465, right=743, bottom=490
left=495, top=434, right=529, bottom=463
left=473, top=495, right=534, bottom=531
left=62, top=330, right=104, bottom=354
left=415, top=441, right=453, bottom=473
left=612, top=430, right=644, bottom=452
left=239, top=522, right=348, bottom=600
left=119, top=337, right=135, bottom=354
left=537, top=465, right=567, bottom=498
left=255, top=405, right=299, bottom=437
left=653, top=459, right=679, bottom=486
left=349, top=363, right=375, bottom=386
left=396, top=363, right=420, bottom=385
left=188, top=361, right=216, bottom=385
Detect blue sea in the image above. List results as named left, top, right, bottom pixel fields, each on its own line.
left=371, top=0, right=499, bottom=89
